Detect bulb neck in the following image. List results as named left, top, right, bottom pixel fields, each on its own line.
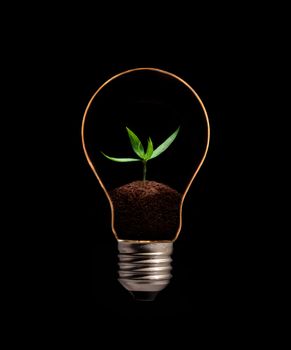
left=117, top=240, right=173, bottom=301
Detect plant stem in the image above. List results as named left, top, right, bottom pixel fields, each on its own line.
left=143, top=161, right=147, bottom=182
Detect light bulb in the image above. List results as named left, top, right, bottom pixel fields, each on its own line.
left=81, top=67, right=210, bottom=301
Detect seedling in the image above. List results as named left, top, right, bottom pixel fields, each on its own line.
left=101, top=126, right=180, bottom=181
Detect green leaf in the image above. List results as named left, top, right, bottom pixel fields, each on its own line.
left=150, top=126, right=180, bottom=159
left=101, top=152, right=140, bottom=162
left=144, top=138, right=154, bottom=160
left=126, top=127, right=145, bottom=158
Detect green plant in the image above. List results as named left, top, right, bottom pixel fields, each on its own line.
left=101, top=126, right=180, bottom=181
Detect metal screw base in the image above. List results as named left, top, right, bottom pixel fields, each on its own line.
left=117, top=240, right=173, bottom=301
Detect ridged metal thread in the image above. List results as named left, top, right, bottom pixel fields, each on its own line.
left=117, top=241, right=173, bottom=299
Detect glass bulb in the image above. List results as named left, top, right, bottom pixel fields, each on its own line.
left=81, top=68, right=210, bottom=301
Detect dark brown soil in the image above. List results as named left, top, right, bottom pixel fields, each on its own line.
left=110, top=181, right=181, bottom=240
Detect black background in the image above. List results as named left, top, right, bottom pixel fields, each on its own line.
left=6, top=3, right=285, bottom=340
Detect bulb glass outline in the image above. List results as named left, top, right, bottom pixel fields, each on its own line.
left=81, top=67, right=210, bottom=243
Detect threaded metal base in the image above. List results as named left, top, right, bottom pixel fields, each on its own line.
left=117, top=240, right=173, bottom=301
